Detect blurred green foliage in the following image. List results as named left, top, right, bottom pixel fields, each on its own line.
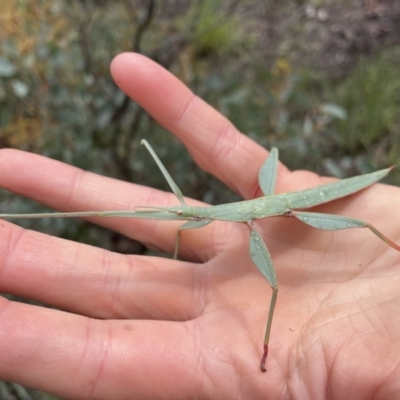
left=335, top=51, right=400, bottom=170
left=1, top=0, right=400, bottom=398
left=0, top=381, right=60, bottom=400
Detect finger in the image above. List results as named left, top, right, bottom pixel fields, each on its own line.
left=0, top=148, right=214, bottom=255
left=110, top=53, right=290, bottom=199
left=0, top=220, right=204, bottom=320
left=0, top=297, right=203, bottom=399
left=0, top=148, right=236, bottom=261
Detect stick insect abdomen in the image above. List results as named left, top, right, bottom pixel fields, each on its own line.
left=281, top=167, right=392, bottom=210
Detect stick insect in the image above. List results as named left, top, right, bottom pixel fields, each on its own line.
left=1, top=139, right=399, bottom=372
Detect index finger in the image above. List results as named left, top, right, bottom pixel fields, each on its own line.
left=110, top=53, right=289, bottom=200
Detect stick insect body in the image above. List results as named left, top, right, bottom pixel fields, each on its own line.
left=1, top=139, right=399, bottom=372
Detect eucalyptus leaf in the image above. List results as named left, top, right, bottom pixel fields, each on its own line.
left=0, top=57, right=16, bottom=77
left=319, top=103, right=347, bottom=120
left=11, top=79, right=29, bottom=97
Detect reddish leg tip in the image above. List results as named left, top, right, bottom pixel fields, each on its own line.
left=260, top=364, right=267, bottom=373
left=260, top=344, right=268, bottom=372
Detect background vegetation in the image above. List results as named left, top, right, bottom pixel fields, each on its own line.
left=1, top=0, right=399, bottom=398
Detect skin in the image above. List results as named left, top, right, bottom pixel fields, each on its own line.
left=0, top=53, right=400, bottom=400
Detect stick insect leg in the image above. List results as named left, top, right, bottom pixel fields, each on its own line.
left=291, top=211, right=400, bottom=251
left=260, top=286, right=278, bottom=372
left=248, top=225, right=278, bottom=372
left=141, top=139, right=187, bottom=207
left=174, top=219, right=213, bottom=259
left=258, top=147, right=279, bottom=197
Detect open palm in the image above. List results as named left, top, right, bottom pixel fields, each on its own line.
left=0, top=53, right=399, bottom=400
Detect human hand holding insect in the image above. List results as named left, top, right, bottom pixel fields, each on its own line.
left=0, top=53, right=400, bottom=399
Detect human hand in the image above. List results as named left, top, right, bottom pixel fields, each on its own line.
left=0, top=53, right=399, bottom=399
